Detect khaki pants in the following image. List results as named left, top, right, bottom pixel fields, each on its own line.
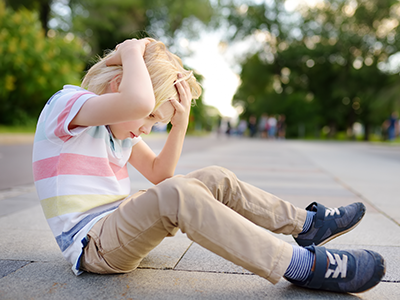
left=81, top=166, right=307, bottom=284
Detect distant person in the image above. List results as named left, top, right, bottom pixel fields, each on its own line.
left=237, top=119, right=247, bottom=136
left=226, top=120, right=232, bottom=136
left=382, top=111, right=399, bottom=141
left=277, top=114, right=286, bottom=140
left=152, top=122, right=167, bottom=133
left=258, top=113, right=269, bottom=138
left=249, top=115, right=257, bottom=137
left=268, top=115, right=277, bottom=139
left=217, top=115, right=222, bottom=135
left=32, top=38, right=385, bottom=294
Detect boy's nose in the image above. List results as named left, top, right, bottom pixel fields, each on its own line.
left=140, top=125, right=152, bottom=135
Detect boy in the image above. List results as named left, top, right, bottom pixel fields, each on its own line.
left=33, top=38, right=385, bottom=293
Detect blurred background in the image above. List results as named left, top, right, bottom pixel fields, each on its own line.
left=1, top=0, right=400, bottom=141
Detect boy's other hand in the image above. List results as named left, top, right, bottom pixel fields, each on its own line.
left=106, top=38, right=151, bottom=66
left=169, top=74, right=192, bottom=130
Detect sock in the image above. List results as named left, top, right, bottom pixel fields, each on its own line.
left=300, top=211, right=316, bottom=234
left=284, top=245, right=315, bottom=282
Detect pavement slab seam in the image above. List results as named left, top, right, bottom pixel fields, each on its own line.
left=0, top=259, right=33, bottom=279
left=332, top=175, right=400, bottom=227
left=291, top=142, right=400, bottom=227
left=137, top=266, right=256, bottom=276
left=170, top=240, right=194, bottom=269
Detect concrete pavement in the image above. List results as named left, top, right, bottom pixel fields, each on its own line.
left=1, top=134, right=400, bottom=299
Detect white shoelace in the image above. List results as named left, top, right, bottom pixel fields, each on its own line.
left=325, top=251, right=348, bottom=279
left=325, top=207, right=340, bottom=217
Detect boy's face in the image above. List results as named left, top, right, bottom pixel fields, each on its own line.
left=109, top=101, right=175, bottom=140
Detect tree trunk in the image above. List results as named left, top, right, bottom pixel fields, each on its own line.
left=39, top=1, right=51, bottom=33
left=364, top=123, right=370, bottom=141
left=5, top=0, right=51, bottom=33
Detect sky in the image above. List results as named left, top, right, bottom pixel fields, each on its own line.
left=182, top=33, right=242, bottom=119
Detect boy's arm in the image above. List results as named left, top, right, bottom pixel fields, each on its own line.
left=70, top=39, right=155, bottom=128
left=129, top=77, right=192, bottom=184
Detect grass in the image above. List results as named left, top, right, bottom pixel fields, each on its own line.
left=0, top=124, right=212, bottom=137
left=2, top=124, right=398, bottom=144
left=0, top=124, right=36, bottom=134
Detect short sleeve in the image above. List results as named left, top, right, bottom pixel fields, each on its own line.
left=44, top=87, right=98, bottom=143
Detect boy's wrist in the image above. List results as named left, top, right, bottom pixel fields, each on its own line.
left=170, top=122, right=188, bottom=134
left=121, top=47, right=144, bottom=62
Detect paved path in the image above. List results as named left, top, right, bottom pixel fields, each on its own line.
left=0, top=144, right=33, bottom=190
left=1, top=135, right=399, bottom=299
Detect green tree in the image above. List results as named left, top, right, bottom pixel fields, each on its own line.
left=228, top=0, right=400, bottom=139
left=295, top=0, right=400, bottom=139
left=5, top=0, right=219, bottom=55
left=233, top=53, right=320, bottom=138
left=69, top=0, right=216, bottom=56
left=2, top=0, right=222, bottom=130
left=4, top=0, right=52, bottom=32
left=0, top=1, right=85, bottom=125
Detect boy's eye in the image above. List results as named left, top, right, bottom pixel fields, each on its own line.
left=149, top=113, right=155, bottom=118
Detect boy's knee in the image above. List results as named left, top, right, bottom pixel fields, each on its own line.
left=201, top=165, right=226, bottom=174
left=151, top=176, right=211, bottom=216
left=154, top=176, right=202, bottom=203
left=187, top=165, right=237, bottom=183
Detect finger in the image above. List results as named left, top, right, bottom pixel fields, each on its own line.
left=106, top=54, right=118, bottom=66
left=175, top=81, right=189, bottom=103
left=116, top=39, right=129, bottom=49
left=177, top=78, right=192, bottom=99
left=170, top=99, right=188, bottom=118
left=175, top=80, right=186, bottom=95
left=176, top=90, right=190, bottom=109
left=181, top=79, right=192, bottom=96
left=169, top=98, right=183, bottom=111
left=141, top=38, right=151, bottom=45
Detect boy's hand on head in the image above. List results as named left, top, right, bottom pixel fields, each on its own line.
left=169, top=74, right=192, bottom=129
left=106, top=38, right=151, bottom=66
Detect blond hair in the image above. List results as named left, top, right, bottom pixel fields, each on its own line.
left=81, top=38, right=202, bottom=112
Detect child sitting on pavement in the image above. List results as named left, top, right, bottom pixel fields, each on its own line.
left=32, top=38, right=385, bottom=294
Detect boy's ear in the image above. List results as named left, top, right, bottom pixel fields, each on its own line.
left=110, top=75, right=122, bottom=93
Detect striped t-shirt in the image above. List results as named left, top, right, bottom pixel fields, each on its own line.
left=32, top=85, right=141, bottom=275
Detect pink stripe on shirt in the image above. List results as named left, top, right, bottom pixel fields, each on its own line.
left=54, top=92, right=94, bottom=142
left=33, top=153, right=128, bottom=181
left=110, top=163, right=129, bottom=180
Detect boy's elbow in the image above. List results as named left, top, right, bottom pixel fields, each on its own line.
left=141, top=96, right=156, bottom=115
left=152, top=172, right=174, bottom=185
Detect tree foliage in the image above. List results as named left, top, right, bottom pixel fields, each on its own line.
left=1, top=0, right=218, bottom=131
left=0, top=1, right=85, bottom=125
left=69, top=0, right=216, bottom=56
left=228, top=0, right=400, bottom=139
left=4, top=0, right=52, bottom=32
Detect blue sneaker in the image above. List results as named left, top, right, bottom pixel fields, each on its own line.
left=294, top=202, right=366, bottom=247
left=285, top=245, right=386, bottom=293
